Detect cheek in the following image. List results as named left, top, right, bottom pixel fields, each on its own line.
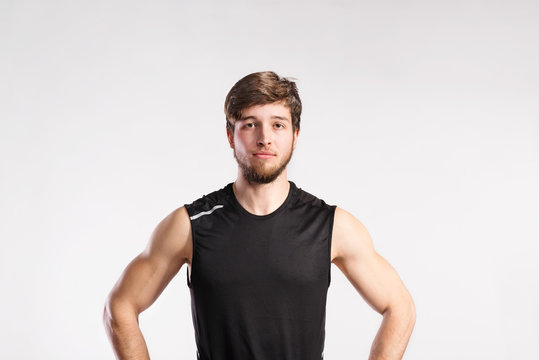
left=233, top=134, right=249, bottom=152
left=281, top=134, right=295, bottom=148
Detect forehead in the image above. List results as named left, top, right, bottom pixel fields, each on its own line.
left=240, top=102, right=291, bottom=120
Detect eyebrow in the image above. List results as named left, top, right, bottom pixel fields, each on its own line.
left=239, top=115, right=290, bottom=122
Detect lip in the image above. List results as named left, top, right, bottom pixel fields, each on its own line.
left=253, top=151, right=276, bottom=159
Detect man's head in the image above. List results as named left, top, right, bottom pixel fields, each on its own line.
left=224, top=71, right=302, bottom=135
left=225, top=71, right=302, bottom=184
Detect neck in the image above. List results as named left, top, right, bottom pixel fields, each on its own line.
left=232, top=170, right=290, bottom=216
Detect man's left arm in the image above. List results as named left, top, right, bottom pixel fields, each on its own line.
left=332, top=207, right=416, bottom=360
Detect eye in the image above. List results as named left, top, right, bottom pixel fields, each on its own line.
left=274, top=123, right=284, bottom=129
left=244, top=122, right=255, bottom=128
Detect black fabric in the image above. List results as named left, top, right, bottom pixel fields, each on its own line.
left=184, top=181, right=336, bottom=360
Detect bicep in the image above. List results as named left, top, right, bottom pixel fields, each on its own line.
left=332, top=207, right=411, bottom=315
left=108, top=206, right=192, bottom=315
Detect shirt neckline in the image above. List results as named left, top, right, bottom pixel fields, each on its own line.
left=226, top=181, right=296, bottom=220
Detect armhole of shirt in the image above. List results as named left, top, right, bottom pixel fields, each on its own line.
left=328, top=205, right=337, bottom=288
left=185, top=204, right=196, bottom=289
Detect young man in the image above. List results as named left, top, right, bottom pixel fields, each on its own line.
left=103, top=71, right=416, bottom=360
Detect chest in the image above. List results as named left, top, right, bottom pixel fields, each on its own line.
left=190, top=211, right=332, bottom=292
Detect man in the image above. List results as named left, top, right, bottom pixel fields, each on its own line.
left=103, top=71, right=416, bottom=360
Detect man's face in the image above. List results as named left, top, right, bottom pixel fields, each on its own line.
left=227, top=102, right=299, bottom=184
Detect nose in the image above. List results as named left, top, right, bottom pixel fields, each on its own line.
left=257, top=124, right=272, bottom=146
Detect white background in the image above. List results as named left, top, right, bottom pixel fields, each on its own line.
left=1, top=0, right=538, bottom=359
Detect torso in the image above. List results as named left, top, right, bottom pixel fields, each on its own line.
left=183, top=180, right=336, bottom=359
left=184, top=184, right=339, bottom=284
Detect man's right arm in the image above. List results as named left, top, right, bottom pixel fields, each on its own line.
left=103, top=206, right=192, bottom=360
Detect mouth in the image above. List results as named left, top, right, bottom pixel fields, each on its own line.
left=253, top=152, right=276, bottom=159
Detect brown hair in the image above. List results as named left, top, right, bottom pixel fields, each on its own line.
left=224, top=71, right=302, bottom=133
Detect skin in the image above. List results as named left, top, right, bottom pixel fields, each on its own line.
left=103, top=102, right=416, bottom=359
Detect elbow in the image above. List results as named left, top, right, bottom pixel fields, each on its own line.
left=102, top=295, right=115, bottom=333
left=102, top=293, right=137, bottom=335
left=407, top=297, right=416, bottom=329
left=400, top=294, right=416, bottom=325
left=384, top=294, right=416, bottom=329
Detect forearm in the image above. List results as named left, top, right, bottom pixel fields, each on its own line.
left=103, top=303, right=151, bottom=360
left=369, top=303, right=416, bottom=360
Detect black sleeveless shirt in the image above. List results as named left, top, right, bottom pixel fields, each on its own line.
left=184, top=181, right=336, bottom=360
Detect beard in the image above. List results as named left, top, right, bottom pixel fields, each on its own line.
left=233, top=145, right=294, bottom=184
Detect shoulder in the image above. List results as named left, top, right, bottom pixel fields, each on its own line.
left=331, top=206, right=375, bottom=263
left=145, top=205, right=192, bottom=264
left=184, top=183, right=233, bottom=218
left=291, top=182, right=336, bottom=212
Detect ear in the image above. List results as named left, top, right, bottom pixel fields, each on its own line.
left=226, top=127, right=234, bottom=149
left=292, top=128, right=300, bottom=150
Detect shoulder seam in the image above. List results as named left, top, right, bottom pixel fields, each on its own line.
left=189, top=204, right=224, bottom=220
left=293, top=186, right=333, bottom=209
